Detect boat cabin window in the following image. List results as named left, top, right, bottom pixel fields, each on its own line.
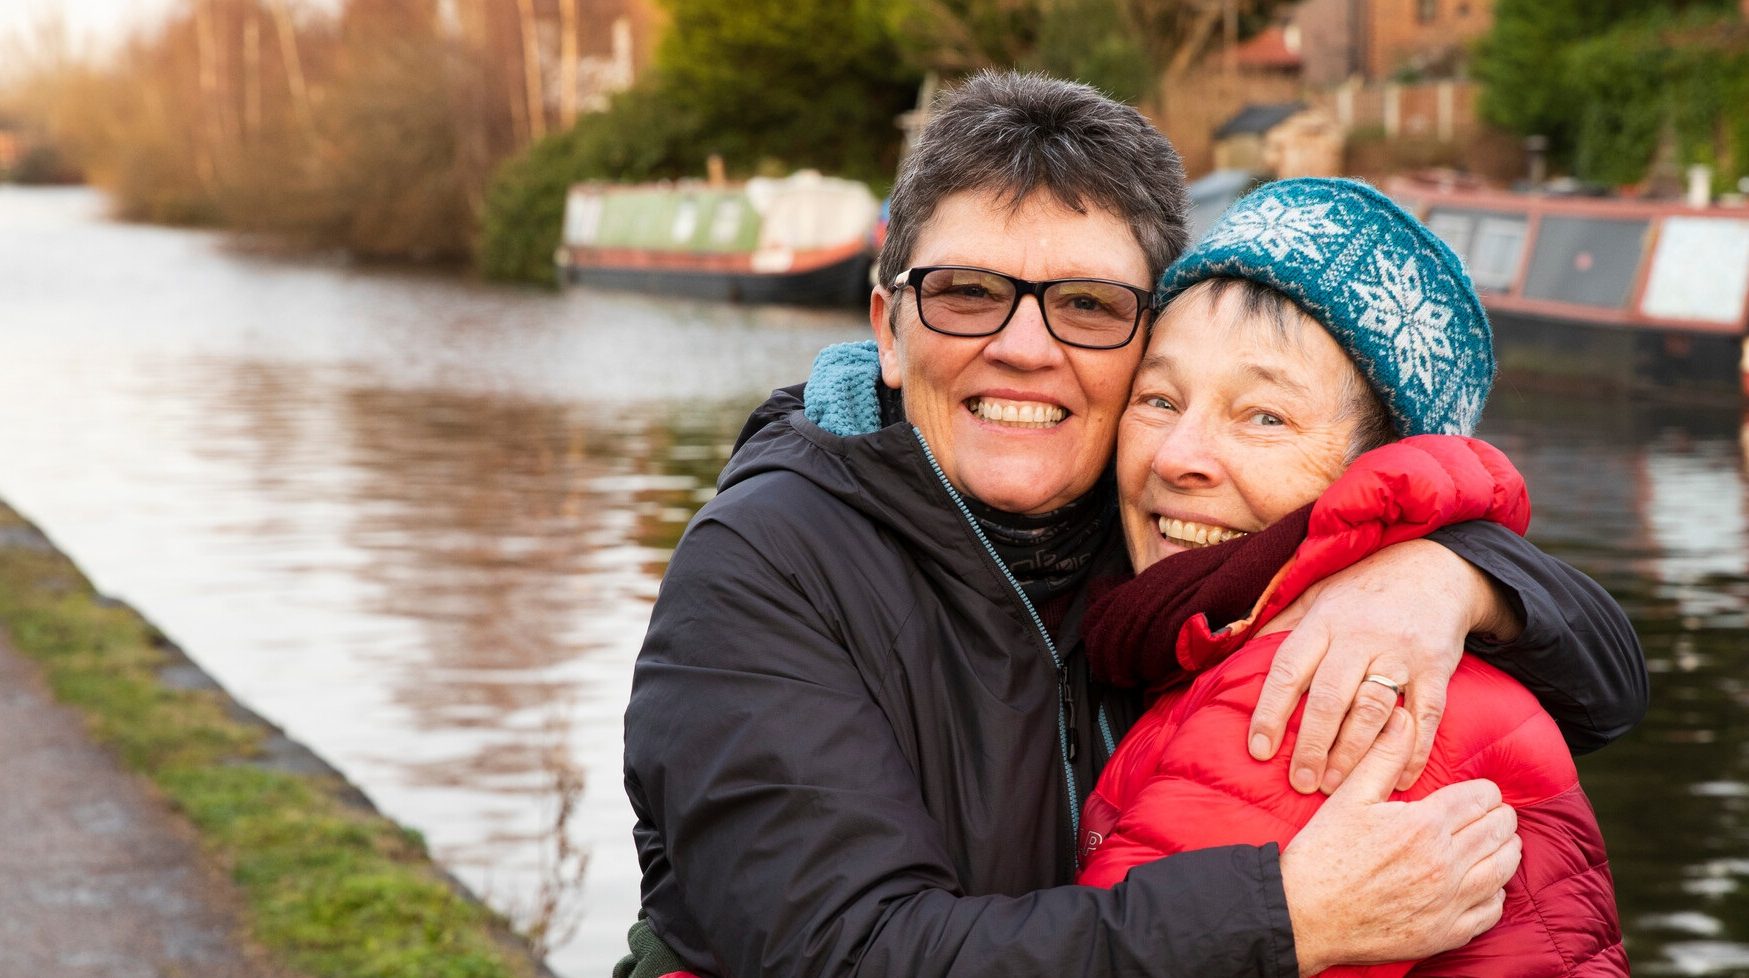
left=1427, top=211, right=1473, bottom=259
left=1427, top=208, right=1526, bottom=294
left=1524, top=216, right=1649, bottom=310
left=565, top=194, right=605, bottom=246
left=1641, top=216, right=1749, bottom=325
left=672, top=201, right=701, bottom=243
left=1470, top=217, right=1528, bottom=293
left=710, top=201, right=743, bottom=245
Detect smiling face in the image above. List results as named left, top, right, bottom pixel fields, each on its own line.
left=1118, top=281, right=1372, bottom=571
left=871, top=190, right=1151, bottom=515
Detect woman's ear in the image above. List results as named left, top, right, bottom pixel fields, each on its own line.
left=869, top=288, right=904, bottom=389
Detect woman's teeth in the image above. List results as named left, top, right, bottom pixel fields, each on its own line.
left=1157, top=517, right=1249, bottom=548
left=968, top=397, right=1067, bottom=428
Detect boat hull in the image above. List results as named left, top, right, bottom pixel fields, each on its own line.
left=1488, top=308, right=1743, bottom=398
left=563, top=248, right=871, bottom=307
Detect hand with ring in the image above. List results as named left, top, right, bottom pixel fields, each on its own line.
left=1248, top=538, right=1521, bottom=794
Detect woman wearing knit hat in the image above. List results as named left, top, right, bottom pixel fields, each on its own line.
left=1076, top=178, right=1626, bottom=975
left=625, top=72, right=1646, bottom=978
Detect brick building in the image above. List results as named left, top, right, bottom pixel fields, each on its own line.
left=1158, top=0, right=1502, bottom=177
left=1290, top=0, right=1362, bottom=87
left=1363, top=0, right=1495, bottom=79
left=1277, top=0, right=1495, bottom=84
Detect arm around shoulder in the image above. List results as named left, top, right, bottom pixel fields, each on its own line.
left=1429, top=521, right=1648, bottom=753
left=625, top=502, right=1295, bottom=978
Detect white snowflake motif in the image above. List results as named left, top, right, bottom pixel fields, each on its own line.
left=1205, top=197, right=1347, bottom=263
left=1349, top=253, right=1456, bottom=393
left=1445, top=386, right=1486, bottom=435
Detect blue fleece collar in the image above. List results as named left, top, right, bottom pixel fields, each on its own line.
left=803, top=340, right=885, bottom=437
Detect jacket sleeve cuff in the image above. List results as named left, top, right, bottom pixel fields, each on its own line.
left=1427, top=522, right=1548, bottom=652
left=1120, top=843, right=1298, bottom=978
left=1260, top=842, right=1298, bottom=978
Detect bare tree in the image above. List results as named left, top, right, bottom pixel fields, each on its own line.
left=515, top=0, right=546, bottom=142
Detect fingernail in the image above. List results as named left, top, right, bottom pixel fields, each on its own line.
left=1292, top=767, right=1317, bottom=793
left=1322, top=769, right=1344, bottom=793
left=1250, top=734, right=1272, bottom=759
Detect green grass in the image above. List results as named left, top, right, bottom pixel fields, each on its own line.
left=0, top=504, right=541, bottom=978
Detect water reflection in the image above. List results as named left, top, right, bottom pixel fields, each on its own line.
left=3, top=187, right=1748, bottom=974
left=1480, top=390, right=1749, bottom=974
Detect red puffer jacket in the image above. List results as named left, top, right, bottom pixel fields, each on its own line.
left=1077, top=436, right=1626, bottom=976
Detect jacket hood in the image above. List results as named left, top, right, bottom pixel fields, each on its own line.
left=718, top=341, right=1018, bottom=596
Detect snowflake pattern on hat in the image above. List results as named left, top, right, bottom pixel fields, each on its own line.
left=1204, top=197, right=1346, bottom=263
left=1157, top=178, right=1494, bottom=438
left=1350, top=253, right=1456, bottom=394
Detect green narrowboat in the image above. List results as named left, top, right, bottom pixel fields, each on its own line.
left=555, top=172, right=879, bottom=307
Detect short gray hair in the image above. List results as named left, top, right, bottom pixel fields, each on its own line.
left=1178, top=278, right=1396, bottom=464
left=877, top=71, right=1190, bottom=287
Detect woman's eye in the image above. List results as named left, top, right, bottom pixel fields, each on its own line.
left=1143, top=395, right=1176, bottom=411
left=1250, top=411, right=1284, bottom=426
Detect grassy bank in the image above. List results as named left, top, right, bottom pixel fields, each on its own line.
left=0, top=502, right=546, bottom=978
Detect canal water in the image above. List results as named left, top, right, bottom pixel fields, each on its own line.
left=1, top=186, right=1745, bottom=974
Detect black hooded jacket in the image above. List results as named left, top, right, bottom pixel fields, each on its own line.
left=623, top=357, right=1647, bottom=978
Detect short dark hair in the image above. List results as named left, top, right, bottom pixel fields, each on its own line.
left=1177, top=277, right=1397, bottom=464
left=877, top=71, right=1190, bottom=288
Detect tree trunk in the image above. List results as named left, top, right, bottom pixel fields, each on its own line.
left=268, top=0, right=314, bottom=131
left=515, top=0, right=546, bottom=142
left=243, top=8, right=261, bottom=139
left=559, top=0, right=578, bottom=128
left=193, top=0, right=220, bottom=184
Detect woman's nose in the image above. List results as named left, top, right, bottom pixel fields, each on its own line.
left=1151, top=412, right=1220, bottom=487
left=983, top=295, right=1066, bottom=370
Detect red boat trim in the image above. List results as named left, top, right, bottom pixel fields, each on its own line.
left=559, top=238, right=867, bottom=277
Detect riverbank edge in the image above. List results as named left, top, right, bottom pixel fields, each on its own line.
left=0, top=499, right=558, bottom=978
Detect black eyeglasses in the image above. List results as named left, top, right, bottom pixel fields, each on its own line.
left=891, top=265, right=1154, bottom=350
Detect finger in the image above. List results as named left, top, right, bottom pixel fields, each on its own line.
left=1455, top=832, right=1521, bottom=916
left=1291, top=643, right=1370, bottom=794
left=1326, top=707, right=1414, bottom=805
left=1397, top=682, right=1448, bottom=792
left=1319, top=680, right=1399, bottom=794
left=1451, top=886, right=1508, bottom=944
left=1423, top=777, right=1507, bottom=834
left=1450, top=802, right=1519, bottom=865
left=1249, top=623, right=1328, bottom=762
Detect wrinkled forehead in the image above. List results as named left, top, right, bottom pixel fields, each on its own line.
left=1150, top=280, right=1323, bottom=356
left=1140, top=281, right=1362, bottom=394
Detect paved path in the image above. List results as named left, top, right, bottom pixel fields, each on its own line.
left=0, top=636, right=273, bottom=978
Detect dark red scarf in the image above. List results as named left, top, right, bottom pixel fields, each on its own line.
left=1085, top=504, right=1313, bottom=696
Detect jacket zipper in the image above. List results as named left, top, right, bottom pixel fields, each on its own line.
left=912, top=428, right=1087, bottom=869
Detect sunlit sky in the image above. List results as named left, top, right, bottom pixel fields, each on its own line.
left=0, top=0, right=182, bottom=50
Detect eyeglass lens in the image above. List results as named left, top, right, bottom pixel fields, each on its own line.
left=916, top=268, right=1140, bottom=346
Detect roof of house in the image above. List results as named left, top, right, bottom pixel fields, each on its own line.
left=1213, top=102, right=1308, bottom=139
left=1233, top=25, right=1303, bottom=71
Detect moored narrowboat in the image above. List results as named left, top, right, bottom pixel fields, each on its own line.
left=555, top=172, right=879, bottom=307
left=1387, top=177, right=1749, bottom=398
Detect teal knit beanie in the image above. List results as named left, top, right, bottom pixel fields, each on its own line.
left=1157, top=178, right=1493, bottom=437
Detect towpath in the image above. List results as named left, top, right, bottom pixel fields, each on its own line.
left=0, top=634, right=275, bottom=978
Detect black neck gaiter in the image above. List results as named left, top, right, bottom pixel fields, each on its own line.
left=963, top=472, right=1115, bottom=607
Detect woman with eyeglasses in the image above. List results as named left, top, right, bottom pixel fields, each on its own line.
left=621, top=72, right=1647, bottom=978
